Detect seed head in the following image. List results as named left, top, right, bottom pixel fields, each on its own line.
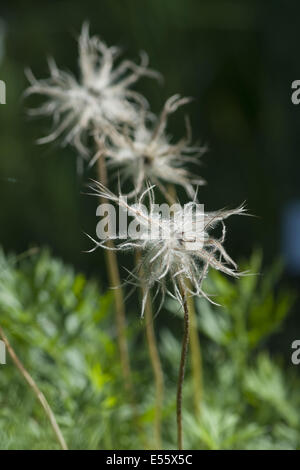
left=87, top=182, right=246, bottom=314
left=100, top=95, right=206, bottom=199
left=25, top=23, right=159, bottom=159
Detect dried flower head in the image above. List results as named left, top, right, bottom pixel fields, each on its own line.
left=87, top=182, right=245, bottom=314
left=25, top=23, right=159, bottom=159
left=97, top=95, right=206, bottom=199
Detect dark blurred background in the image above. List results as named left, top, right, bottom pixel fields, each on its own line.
left=0, top=1, right=299, bottom=338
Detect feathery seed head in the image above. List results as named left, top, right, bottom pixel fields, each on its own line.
left=101, top=95, right=207, bottom=199
left=25, top=23, right=159, bottom=158
left=88, top=182, right=245, bottom=313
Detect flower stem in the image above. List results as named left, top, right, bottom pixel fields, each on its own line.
left=187, top=282, right=203, bottom=415
left=0, top=325, right=68, bottom=450
left=96, top=156, right=133, bottom=396
left=168, top=185, right=203, bottom=416
left=176, top=282, right=190, bottom=451
left=136, top=250, right=164, bottom=449
left=95, top=143, right=149, bottom=448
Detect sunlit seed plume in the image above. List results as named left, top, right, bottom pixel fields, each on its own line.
left=97, top=94, right=206, bottom=200
left=25, top=22, right=160, bottom=160
left=87, top=182, right=246, bottom=314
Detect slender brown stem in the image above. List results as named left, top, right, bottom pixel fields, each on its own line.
left=136, top=251, right=164, bottom=449
left=0, top=325, right=68, bottom=450
left=96, top=156, right=133, bottom=396
left=168, top=184, right=203, bottom=416
left=95, top=145, right=149, bottom=448
left=177, top=282, right=190, bottom=451
left=187, top=283, right=203, bottom=415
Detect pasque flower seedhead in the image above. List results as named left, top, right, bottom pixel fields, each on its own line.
left=25, top=23, right=159, bottom=160
left=88, top=182, right=246, bottom=314
left=100, top=95, right=206, bottom=200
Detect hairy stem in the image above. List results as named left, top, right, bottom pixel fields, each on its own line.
left=168, top=184, right=203, bottom=416
left=96, top=156, right=133, bottom=396
left=176, top=282, right=190, bottom=451
left=187, top=282, right=203, bottom=415
left=95, top=145, right=149, bottom=448
left=136, top=250, right=164, bottom=449
left=0, top=325, right=68, bottom=450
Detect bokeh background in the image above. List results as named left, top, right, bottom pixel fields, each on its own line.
left=1, top=0, right=300, bottom=394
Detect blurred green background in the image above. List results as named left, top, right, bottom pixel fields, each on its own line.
left=1, top=0, right=300, bottom=450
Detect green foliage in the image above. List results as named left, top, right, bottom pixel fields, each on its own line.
left=0, top=248, right=142, bottom=449
left=0, top=248, right=299, bottom=449
left=165, top=251, right=300, bottom=450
